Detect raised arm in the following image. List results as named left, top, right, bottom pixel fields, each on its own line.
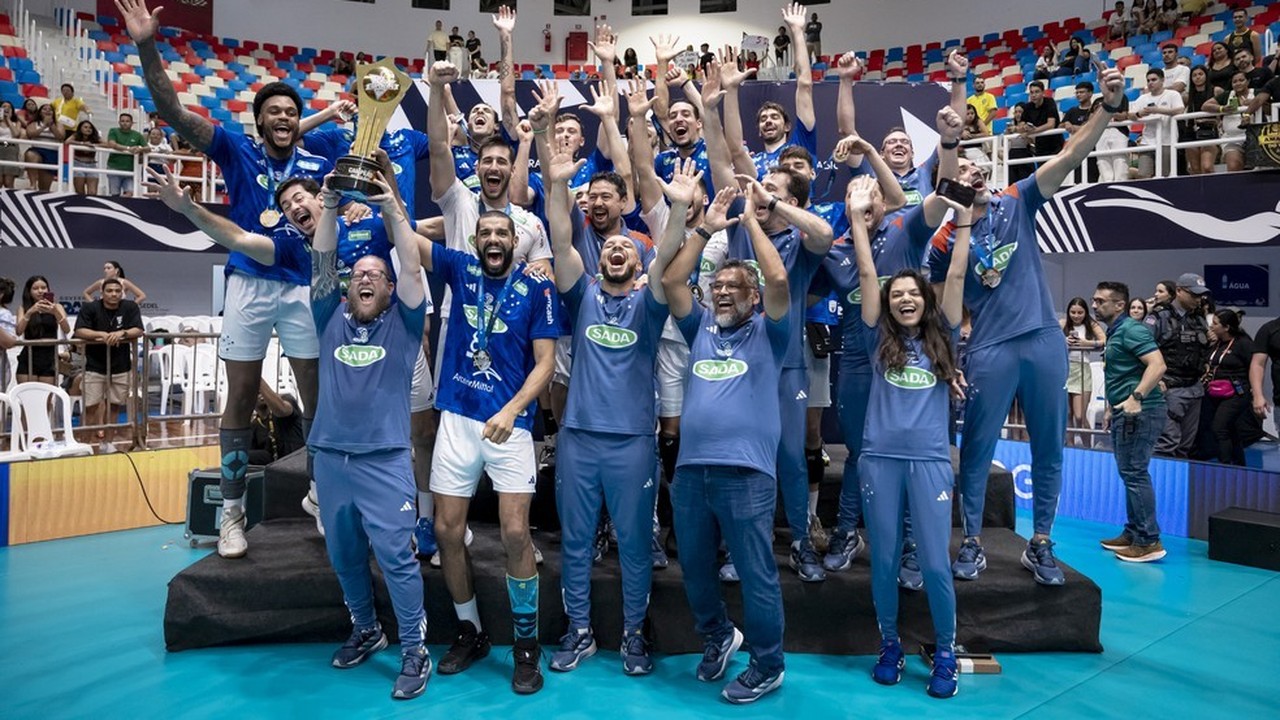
left=738, top=173, right=832, bottom=254
left=649, top=35, right=681, bottom=130
left=123, top=279, right=148, bottom=304
left=527, top=80, right=562, bottom=186
left=367, top=175, right=425, bottom=310
left=698, top=60, right=739, bottom=193
left=299, top=98, right=355, bottom=137
left=1037, top=67, right=1125, bottom=197
left=545, top=144, right=588, bottom=293
left=719, top=46, right=761, bottom=178
left=82, top=279, right=103, bottom=303
left=309, top=180, right=342, bottom=302
left=664, top=186, right=738, bottom=319
left=946, top=51, right=971, bottom=119
left=509, top=120, right=535, bottom=207
left=115, top=0, right=214, bottom=152
left=651, top=158, right=705, bottom=304
left=146, top=167, right=274, bottom=265
left=493, top=5, right=520, bottom=137
left=922, top=106, right=964, bottom=228
left=834, top=133, right=907, bottom=210
left=583, top=80, right=634, bottom=208
left=625, top=80, right=664, bottom=213
left=939, top=198, right=971, bottom=327
left=835, top=52, right=862, bottom=138
left=783, top=3, right=815, bottom=131
left=427, top=62, right=461, bottom=201
left=590, top=23, right=621, bottom=94
left=845, top=176, right=882, bottom=326
left=742, top=191, right=790, bottom=321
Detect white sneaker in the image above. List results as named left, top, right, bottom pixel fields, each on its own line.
left=533, top=542, right=544, bottom=565
left=301, top=491, right=325, bottom=537
left=218, top=505, right=248, bottom=559
left=430, top=525, right=473, bottom=567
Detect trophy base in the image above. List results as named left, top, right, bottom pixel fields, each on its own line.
left=330, top=155, right=382, bottom=201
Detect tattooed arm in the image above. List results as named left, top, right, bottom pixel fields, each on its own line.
left=116, top=0, right=215, bottom=152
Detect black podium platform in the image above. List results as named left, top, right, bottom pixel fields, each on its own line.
left=165, top=448, right=1100, bottom=655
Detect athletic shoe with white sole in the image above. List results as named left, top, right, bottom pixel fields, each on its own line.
left=621, top=630, right=653, bottom=675
left=392, top=645, right=431, bottom=700
left=696, top=626, right=744, bottom=682
left=331, top=624, right=388, bottom=669
left=823, top=529, right=864, bottom=572
left=1021, top=538, right=1066, bottom=586
left=952, top=538, right=987, bottom=581
left=1099, top=533, right=1133, bottom=552
left=721, top=664, right=784, bottom=704
left=217, top=504, right=248, bottom=559
left=872, top=639, right=905, bottom=685
left=650, top=531, right=669, bottom=569
left=926, top=647, right=958, bottom=699
left=301, top=491, right=325, bottom=537
left=898, top=543, right=924, bottom=591
left=1115, top=541, right=1167, bottom=563
left=789, top=539, right=827, bottom=583
left=549, top=626, right=596, bottom=672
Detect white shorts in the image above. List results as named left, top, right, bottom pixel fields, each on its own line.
left=430, top=410, right=538, bottom=496
left=805, top=340, right=832, bottom=409
left=218, top=273, right=319, bottom=362
left=553, top=335, right=573, bottom=386
left=410, top=345, right=435, bottom=413
left=656, top=336, right=690, bottom=417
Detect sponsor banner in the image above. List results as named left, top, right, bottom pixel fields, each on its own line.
left=1204, top=264, right=1269, bottom=307
left=97, top=0, right=213, bottom=35
left=0, top=191, right=232, bottom=253
left=1244, top=121, right=1280, bottom=169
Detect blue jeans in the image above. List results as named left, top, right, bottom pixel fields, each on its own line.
left=673, top=464, right=785, bottom=675
left=1110, top=403, right=1165, bottom=545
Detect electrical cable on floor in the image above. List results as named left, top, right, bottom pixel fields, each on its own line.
left=120, top=448, right=184, bottom=525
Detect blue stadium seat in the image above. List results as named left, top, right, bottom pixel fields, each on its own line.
left=193, top=65, right=213, bottom=77
left=119, top=43, right=137, bottom=55
left=521, top=70, right=535, bottom=79
left=199, top=94, right=221, bottom=110
left=1142, top=51, right=1163, bottom=65
left=0, top=80, right=18, bottom=95
left=313, top=64, right=332, bottom=75
left=97, top=14, right=118, bottom=26
left=907, top=73, right=925, bottom=83
left=1130, top=34, right=1150, bottom=46
left=1059, top=97, right=1079, bottom=113
left=887, top=47, right=904, bottom=60
left=214, top=87, right=235, bottom=101
left=227, top=80, right=248, bottom=92
left=224, top=38, right=240, bottom=48
left=1150, top=30, right=1173, bottom=44
left=1049, top=76, right=1074, bottom=90
left=210, top=107, right=233, bottom=123
left=158, top=26, right=179, bottom=38
left=1124, top=87, right=1141, bottom=101
left=300, top=48, right=318, bottom=58
left=993, top=118, right=1008, bottom=133
left=982, top=32, right=1000, bottom=44
left=227, top=62, right=247, bottom=74
left=16, top=70, right=40, bottom=84
left=1210, top=29, right=1230, bottom=42
left=103, top=51, right=125, bottom=64
left=191, top=40, right=210, bottom=52
left=88, top=30, right=110, bottom=41
left=277, top=61, right=295, bottom=72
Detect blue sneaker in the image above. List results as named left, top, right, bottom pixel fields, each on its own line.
left=926, top=647, right=959, bottom=699
left=549, top=626, right=596, bottom=672
left=872, top=639, right=905, bottom=685
left=392, top=645, right=431, bottom=700
left=719, top=552, right=740, bottom=583
left=651, top=531, right=670, bottom=569
left=952, top=538, right=987, bottom=581
left=331, top=624, right=388, bottom=669
left=413, top=517, right=437, bottom=559
left=621, top=629, right=654, bottom=675
left=898, top=543, right=924, bottom=591
left=721, top=663, right=785, bottom=704
left=823, top=529, right=864, bottom=572
left=789, top=539, right=827, bottom=583
left=696, top=626, right=744, bottom=681
left=1022, top=538, right=1066, bottom=586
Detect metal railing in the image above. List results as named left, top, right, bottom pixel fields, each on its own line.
left=0, top=138, right=222, bottom=200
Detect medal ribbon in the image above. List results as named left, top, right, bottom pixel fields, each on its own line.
left=474, top=271, right=518, bottom=354
left=260, top=143, right=300, bottom=226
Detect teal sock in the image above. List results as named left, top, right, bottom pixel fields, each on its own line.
left=507, top=573, right=538, bottom=641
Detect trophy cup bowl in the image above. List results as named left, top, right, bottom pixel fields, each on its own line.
left=329, top=60, right=412, bottom=200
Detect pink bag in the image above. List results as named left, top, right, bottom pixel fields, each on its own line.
left=1206, top=380, right=1236, bottom=399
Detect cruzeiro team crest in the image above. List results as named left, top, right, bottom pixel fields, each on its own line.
left=848, top=276, right=890, bottom=305
left=884, top=365, right=937, bottom=390
left=692, top=358, right=749, bottom=381
left=335, top=344, right=386, bottom=367
left=974, top=242, right=1017, bottom=279
left=586, top=324, right=637, bottom=349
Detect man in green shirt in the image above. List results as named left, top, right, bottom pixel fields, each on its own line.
left=1092, top=281, right=1169, bottom=563
left=105, top=112, right=146, bottom=195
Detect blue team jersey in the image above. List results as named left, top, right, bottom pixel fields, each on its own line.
left=207, top=127, right=333, bottom=285
left=562, top=275, right=668, bottom=435
left=655, top=138, right=713, bottom=198
left=523, top=149, right=613, bottom=225
left=431, top=246, right=561, bottom=430
left=725, top=221, right=823, bottom=369
left=571, top=204, right=656, bottom=277
left=751, top=121, right=819, bottom=179
left=804, top=200, right=848, bottom=325
left=676, top=305, right=790, bottom=476
left=335, top=214, right=398, bottom=284
left=927, top=176, right=1055, bottom=352
left=860, top=319, right=953, bottom=462
left=854, top=148, right=939, bottom=223
left=813, top=205, right=933, bottom=371
left=309, top=286, right=427, bottom=454
left=302, top=127, right=431, bottom=217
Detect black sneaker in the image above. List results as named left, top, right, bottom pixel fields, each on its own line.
left=512, top=638, right=545, bottom=694
left=438, top=620, right=491, bottom=675
left=331, top=624, right=388, bottom=669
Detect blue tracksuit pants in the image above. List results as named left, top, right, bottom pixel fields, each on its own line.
left=778, top=366, right=810, bottom=543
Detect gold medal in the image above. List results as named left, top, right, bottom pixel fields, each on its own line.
left=259, top=208, right=282, bottom=227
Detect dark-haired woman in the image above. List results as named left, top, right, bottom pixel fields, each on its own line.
left=83, top=260, right=147, bottom=304
left=1204, top=309, right=1254, bottom=465
left=1061, top=297, right=1106, bottom=444
left=15, top=275, right=71, bottom=386
left=847, top=174, right=971, bottom=699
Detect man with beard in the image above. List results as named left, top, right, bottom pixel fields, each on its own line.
left=542, top=150, right=692, bottom=677
left=118, top=0, right=331, bottom=558
left=747, top=3, right=817, bottom=179
left=723, top=165, right=833, bottom=583
left=421, top=206, right=560, bottom=694
left=661, top=184, right=791, bottom=705
left=446, top=6, right=521, bottom=194
left=927, top=67, right=1128, bottom=587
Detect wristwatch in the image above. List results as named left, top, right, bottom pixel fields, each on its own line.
left=1130, top=390, right=1145, bottom=403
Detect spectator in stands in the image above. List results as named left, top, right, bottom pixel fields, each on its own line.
left=67, top=120, right=102, bottom=195
left=15, top=275, right=70, bottom=386
left=471, top=53, right=490, bottom=77
left=1126, top=1, right=1145, bottom=37
left=1138, top=0, right=1160, bottom=34
left=0, top=277, right=16, bottom=390
left=1149, top=279, right=1175, bottom=309
left=1062, top=297, right=1107, bottom=445
left=1179, top=0, right=1209, bottom=19
left=1004, top=104, right=1033, bottom=182
left=1147, top=273, right=1210, bottom=458
left=1156, top=0, right=1181, bottom=32
left=1205, top=71, right=1254, bottom=173
left=1129, top=297, right=1149, bottom=322
left=967, top=77, right=997, bottom=133
left=1225, top=7, right=1262, bottom=65
left=1245, top=71, right=1280, bottom=117
left=1204, top=308, right=1254, bottom=466
left=83, top=261, right=147, bottom=304
left=331, top=53, right=354, bottom=77
left=1033, top=45, right=1058, bottom=81
left=1056, top=38, right=1091, bottom=78
left=449, top=25, right=464, bottom=48
left=247, top=379, right=305, bottom=466
left=1159, top=43, right=1189, bottom=93
left=698, top=43, right=714, bottom=70
left=1108, top=1, right=1128, bottom=41
left=51, top=83, right=86, bottom=128
left=1233, top=48, right=1272, bottom=90
left=22, top=104, right=65, bottom=192
left=18, top=98, right=38, bottom=125
left=804, top=12, right=822, bottom=62
left=465, top=31, right=481, bottom=68
left=74, top=277, right=144, bottom=442
left=1019, top=80, right=1063, bottom=159
left=1183, top=65, right=1219, bottom=175
left=105, top=112, right=146, bottom=196
left=428, top=20, right=449, bottom=64
left=144, top=126, right=171, bottom=184
left=1060, top=82, right=1100, bottom=182
left=961, top=103, right=990, bottom=163
left=1251, top=315, right=1280, bottom=423
left=0, top=101, right=20, bottom=189
left=1133, top=68, right=1184, bottom=178
left=1206, top=41, right=1236, bottom=93
left=774, top=25, right=790, bottom=66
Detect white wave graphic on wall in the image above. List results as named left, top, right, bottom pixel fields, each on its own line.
left=1082, top=186, right=1280, bottom=245
left=62, top=198, right=216, bottom=251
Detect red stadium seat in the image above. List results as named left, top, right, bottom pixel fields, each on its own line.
left=282, top=45, right=299, bottom=56
left=0, top=68, right=10, bottom=81
left=1116, top=54, right=1142, bottom=70
left=241, top=40, right=259, bottom=51
left=113, top=62, right=132, bottom=75
left=170, top=80, right=187, bottom=92
left=928, top=70, right=948, bottom=81
left=263, top=43, right=279, bottom=53
left=296, top=62, right=314, bottom=73
left=268, top=67, right=287, bottom=78
left=181, top=72, right=200, bottom=85
left=22, top=84, right=48, bottom=97
left=216, top=69, right=236, bottom=80
left=987, top=86, right=1005, bottom=97
left=302, top=80, right=321, bottom=90
left=187, top=104, right=210, bottom=118
left=4, top=46, right=28, bottom=58
left=309, top=98, right=327, bottom=111
left=227, top=99, right=248, bottom=113
left=1194, top=41, right=1213, bottom=57
left=250, top=81, right=264, bottom=92
left=394, top=56, right=410, bottom=67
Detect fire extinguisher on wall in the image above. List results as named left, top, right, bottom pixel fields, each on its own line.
left=544, top=24, right=552, bottom=53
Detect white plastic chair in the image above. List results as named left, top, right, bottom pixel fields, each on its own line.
left=152, top=343, right=193, bottom=416
left=1085, top=360, right=1108, bottom=431
left=182, top=344, right=223, bottom=416
left=5, top=382, right=94, bottom=458
left=0, top=392, right=30, bottom=462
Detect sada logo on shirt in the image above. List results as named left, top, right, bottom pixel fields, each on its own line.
left=335, top=344, right=386, bottom=367
left=463, top=305, right=509, bottom=334
left=847, top=276, right=890, bottom=305
left=884, top=366, right=936, bottom=389
left=692, top=358, right=749, bottom=381
left=586, top=324, right=637, bottom=349
left=975, top=242, right=1018, bottom=277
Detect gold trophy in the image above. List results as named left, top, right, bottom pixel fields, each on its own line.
left=329, top=59, right=411, bottom=200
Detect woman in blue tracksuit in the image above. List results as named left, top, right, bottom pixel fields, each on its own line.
left=845, top=174, right=972, bottom=699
